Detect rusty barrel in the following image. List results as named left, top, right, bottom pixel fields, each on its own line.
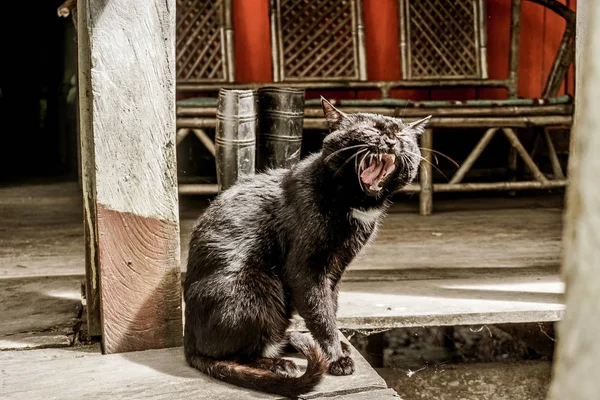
left=215, top=89, right=258, bottom=191
left=257, top=87, right=305, bottom=171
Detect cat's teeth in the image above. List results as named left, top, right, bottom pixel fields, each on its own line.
left=378, top=154, right=382, bottom=163
left=390, top=154, right=396, bottom=163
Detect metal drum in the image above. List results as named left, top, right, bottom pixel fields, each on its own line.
left=215, top=89, right=258, bottom=191
left=257, top=87, right=305, bottom=171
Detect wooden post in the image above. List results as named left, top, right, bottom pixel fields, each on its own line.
left=548, top=1, right=600, bottom=398
left=77, top=0, right=182, bottom=353
left=569, top=0, right=588, bottom=159
left=507, top=0, right=522, bottom=98
left=419, top=129, right=433, bottom=215
left=507, top=146, right=518, bottom=197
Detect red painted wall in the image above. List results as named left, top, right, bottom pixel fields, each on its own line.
left=232, top=0, right=272, bottom=82
left=228, top=0, right=576, bottom=100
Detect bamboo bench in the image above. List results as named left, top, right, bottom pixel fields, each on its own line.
left=175, top=0, right=575, bottom=215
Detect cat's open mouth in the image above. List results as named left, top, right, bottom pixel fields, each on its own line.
left=360, top=153, right=397, bottom=193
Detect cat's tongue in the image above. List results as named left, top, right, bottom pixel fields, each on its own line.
left=361, top=158, right=384, bottom=185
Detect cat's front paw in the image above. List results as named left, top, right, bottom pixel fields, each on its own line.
left=328, top=356, right=355, bottom=376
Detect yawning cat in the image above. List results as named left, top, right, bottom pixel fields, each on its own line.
left=183, top=97, right=430, bottom=397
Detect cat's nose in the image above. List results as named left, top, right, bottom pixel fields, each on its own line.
left=383, top=137, right=396, bottom=149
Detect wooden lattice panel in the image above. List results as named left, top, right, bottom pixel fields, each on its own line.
left=271, top=0, right=367, bottom=82
left=176, top=0, right=234, bottom=82
left=399, top=0, right=487, bottom=80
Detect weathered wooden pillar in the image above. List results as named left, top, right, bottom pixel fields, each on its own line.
left=77, top=0, right=182, bottom=353
left=548, top=1, right=600, bottom=398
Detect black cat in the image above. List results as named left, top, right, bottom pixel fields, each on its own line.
left=183, top=98, right=430, bottom=397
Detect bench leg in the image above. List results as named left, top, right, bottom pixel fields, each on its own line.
left=543, top=128, right=565, bottom=179
left=419, top=128, right=433, bottom=215
left=507, top=146, right=518, bottom=197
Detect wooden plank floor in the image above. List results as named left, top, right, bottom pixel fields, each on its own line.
left=0, top=182, right=564, bottom=278
left=0, top=182, right=565, bottom=349
left=0, top=337, right=399, bottom=400
left=0, top=275, right=81, bottom=349
left=0, top=183, right=85, bottom=278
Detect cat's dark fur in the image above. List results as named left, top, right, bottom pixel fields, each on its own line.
left=183, top=98, right=430, bottom=398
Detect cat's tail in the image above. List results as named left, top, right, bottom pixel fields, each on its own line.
left=185, top=342, right=327, bottom=398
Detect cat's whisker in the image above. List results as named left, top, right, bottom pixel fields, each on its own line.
left=408, top=156, right=420, bottom=176
left=354, top=148, right=360, bottom=182
left=323, top=144, right=369, bottom=163
left=418, top=147, right=460, bottom=168
left=401, top=151, right=417, bottom=172
left=404, top=149, right=449, bottom=181
left=399, top=154, right=409, bottom=174
left=334, top=149, right=368, bottom=176
left=404, top=152, right=427, bottom=181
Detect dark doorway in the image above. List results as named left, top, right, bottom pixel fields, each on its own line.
left=0, top=1, right=78, bottom=183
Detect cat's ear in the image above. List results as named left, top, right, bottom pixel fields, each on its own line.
left=406, top=115, right=432, bottom=136
left=321, top=97, right=346, bottom=131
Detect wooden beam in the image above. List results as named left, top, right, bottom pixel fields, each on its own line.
left=77, top=0, right=101, bottom=337
left=178, top=104, right=573, bottom=119
left=548, top=0, right=600, bottom=398
left=419, top=129, right=433, bottom=215
left=192, top=129, right=216, bottom=157
left=177, top=180, right=568, bottom=197
left=302, top=104, right=574, bottom=118
left=178, top=184, right=220, bottom=195
left=176, top=115, right=573, bottom=131
left=301, top=116, right=573, bottom=130
left=430, top=180, right=567, bottom=192
left=176, top=79, right=511, bottom=92
left=176, top=129, right=190, bottom=146
left=78, top=0, right=182, bottom=353
left=501, top=128, right=549, bottom=183
left=542, top=129, right=565, bottom=179
left=449, top=128, right=498, bottom=184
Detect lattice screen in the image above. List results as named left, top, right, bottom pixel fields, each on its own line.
left=176, top=0, right=234, bottom=82
left=271, top=0, right=367, bottom=82
left=399, top=0, right=488, bottom=80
